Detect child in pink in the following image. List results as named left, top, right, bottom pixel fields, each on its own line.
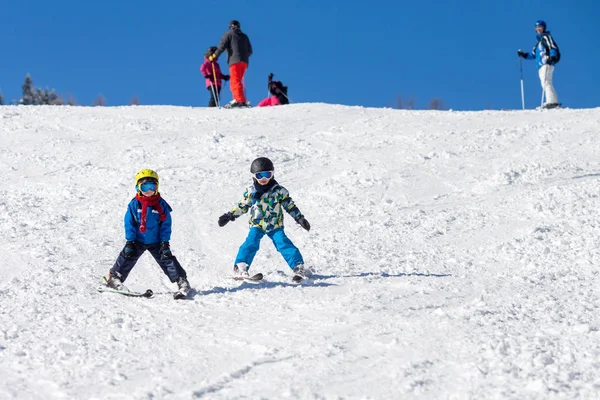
left=200, top=46, right=230, bottom=107
left=257, top=74, right=289, bottom=107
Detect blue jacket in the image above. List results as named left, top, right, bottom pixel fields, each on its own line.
left=124, top=197, right=173, bottom=244
left=524, top=31, right=559, bottom=69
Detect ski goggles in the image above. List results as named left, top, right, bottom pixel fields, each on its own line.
left=139, top=182, right=157, bottom=192
left=254, top=171, right=274, bottom=180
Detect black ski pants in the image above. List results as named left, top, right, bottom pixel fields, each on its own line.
left=111, top=242, right=187, bottom=283
left=208, top=86, right=222, bottom=107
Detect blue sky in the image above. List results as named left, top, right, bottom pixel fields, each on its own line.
left=1, top=0, right=597, bottom=110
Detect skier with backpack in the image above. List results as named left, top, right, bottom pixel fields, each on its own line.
left=518, top=20, right=561, bottom=109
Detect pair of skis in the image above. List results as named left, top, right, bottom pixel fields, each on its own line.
left=97, top=276, right=189, bottom=300
left=97, top=285, right=190, bottom=300
left=98, top=271, right=306, bottom=299
left=232, top=272, right=306, bottom=283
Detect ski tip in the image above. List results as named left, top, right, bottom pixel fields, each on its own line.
left=232, top=272, right=263, bottom=281
left=252, top=273, right=264, bottom=281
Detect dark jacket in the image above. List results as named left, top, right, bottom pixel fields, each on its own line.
left=214, top=27, right=253, bottom=66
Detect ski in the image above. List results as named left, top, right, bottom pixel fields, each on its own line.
left=97, top=286, right=154, bottom=298
left=537, top=103, right=563, bottom=111
left=232, top=272, right=263, bottom=282
left=223, top=102, right=252, bottom=109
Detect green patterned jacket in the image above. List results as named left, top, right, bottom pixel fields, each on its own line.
left=231, top=183, right=303, bottom=232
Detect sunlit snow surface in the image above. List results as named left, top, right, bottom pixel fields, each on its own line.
left=1, top=104, right=599, bottom=399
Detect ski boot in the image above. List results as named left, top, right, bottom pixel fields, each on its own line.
left=106, top=273, right=128, bottom=291
left=173, top=276, right=191, bottom=300
left=292, top=264, right=312, bottom=282
left=233, top=262, right=250, bottom=277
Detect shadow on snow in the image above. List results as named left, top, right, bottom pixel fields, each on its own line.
left=191, top=270, right=451, bottom=297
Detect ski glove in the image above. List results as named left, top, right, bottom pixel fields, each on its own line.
left=160, top=241, right=172, bottom=259
left=296, top=217, right=311, bottom=232
left=222, top=75, right=230, bottom=81
left=124, top=241, right=137, bottom=258
left=218, top=212, right=235, bottom=227
left=547, top=56, right=557, bottom=65
left=517, top=49, right=527, bottom=58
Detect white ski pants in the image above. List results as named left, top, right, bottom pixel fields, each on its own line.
left=539, top=65, right=559, bottom=105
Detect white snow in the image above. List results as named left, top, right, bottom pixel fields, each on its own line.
left=1, top=104, right=600, bottom=399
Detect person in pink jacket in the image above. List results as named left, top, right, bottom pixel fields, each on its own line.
left=257, top=74, right=289, bottom=107
left=200, top=46, right=230, bottom=107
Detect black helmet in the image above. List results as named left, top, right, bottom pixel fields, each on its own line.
left=250, top=157, right=274, bottom=173
left=229, top=20, right=240, bottom=29
left=205, top=46, right=217, bottom=57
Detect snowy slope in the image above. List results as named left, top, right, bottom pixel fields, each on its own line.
left=0, top=104, right=599, bottom=399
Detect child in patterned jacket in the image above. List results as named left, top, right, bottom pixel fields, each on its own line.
left=217, top=157, right=312, bottom=279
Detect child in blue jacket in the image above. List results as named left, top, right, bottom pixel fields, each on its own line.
left=217, top=157, right=312, bottom=280
left=106, top=169, right=190, bottom=298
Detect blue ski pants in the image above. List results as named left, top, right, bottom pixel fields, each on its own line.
left=111, top=242, right=187, bottom=283
left=235, top=227, right=304, bottom=270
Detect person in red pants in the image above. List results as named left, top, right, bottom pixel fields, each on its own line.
left=209, top=20, right=253, bottom=108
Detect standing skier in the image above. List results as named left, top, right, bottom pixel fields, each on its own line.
left=208, top=20, right=253, bottom=108
left=200, top=46, right=230, bottom=107
left=217, top=157, right=312, bottom=280
left=518, top=20, right=561, bottom=109
left=106, top=169, right=191, bottom=299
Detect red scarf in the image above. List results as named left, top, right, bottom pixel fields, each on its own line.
left=135, top=193, right=167, bottom=233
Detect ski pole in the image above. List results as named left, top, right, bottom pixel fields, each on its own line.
left=541, top=88, right=545, bottom=109
left=209, top=82, right=218, bottom=108
left=267, top=73, right=272, bottom=98
left=211, top=63, right=220, bottom=108
left=277, top=90, right=292, bottom=103
left=519, top=58, right=525, bottom=110
left=541, top=65, right=549, bottom=108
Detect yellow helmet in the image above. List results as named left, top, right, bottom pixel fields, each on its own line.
left=135, top=169, right=159, bottom=194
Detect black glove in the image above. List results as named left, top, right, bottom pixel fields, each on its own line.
left=218, top=212, right=235, bottom=227
left=123, top=241, right=137, bottom=258
left=517, top=49, right=527, bottom=58
left=160, top=241, right=172, bottom=259
left=222, top=75, right=230, bottom=81
left=547, top=56, right=557, bottom=65
left=296, top=217, right=311, bottom=231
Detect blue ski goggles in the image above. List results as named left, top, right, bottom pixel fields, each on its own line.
left=139, top=182, right=157, bottom=192
left=254, top=171, right=274, bottom=180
